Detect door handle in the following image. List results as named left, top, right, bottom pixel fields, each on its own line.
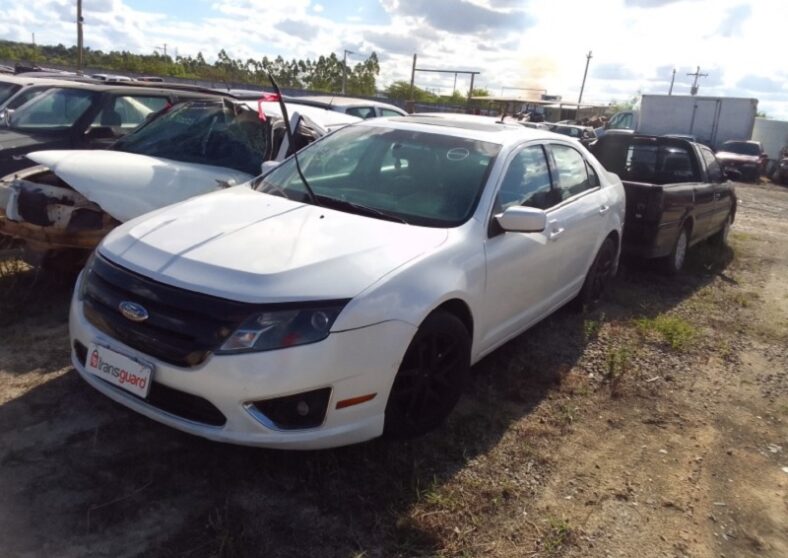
left=548, top=225, right=565, bottom=240
left=599, top=205, right=610, bottom=215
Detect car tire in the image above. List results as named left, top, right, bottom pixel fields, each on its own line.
left=573, top=236, right=617, bottom=311
left=384, top=310, right=471, bottom=439
left=709, top=212, right=732, bottom=246
left=662, top=225, right=689, bottom=275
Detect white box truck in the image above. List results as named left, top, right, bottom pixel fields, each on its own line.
left=602, top=94, right=758, bottom=149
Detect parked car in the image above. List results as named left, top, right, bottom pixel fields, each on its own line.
left=773, top=146, right=788, bottom=186
left=714, top=140, right=767, bottom=182
left=591, top=133, right=736, bottom=273
left=520, top=121, right=551, bottom=130
left=0, top=81, right=223, bottom=176
left=69, top=115, right=624, bottom=449
left=0, top=98, right=359, bottom=269
left=0, top=75, right=83, bottom=122
left=287, top=95, right=407, bottom=119
left=548, top=123, right=597, bottom=147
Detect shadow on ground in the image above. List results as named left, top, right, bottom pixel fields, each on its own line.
left=0, top=241, right=734, bottom=558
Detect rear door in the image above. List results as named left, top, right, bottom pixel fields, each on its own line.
left=544, top=142, right=610, bottom=298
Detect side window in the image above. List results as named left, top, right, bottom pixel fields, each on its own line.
left=92, top=95, right=168, bottom=128
left=551, top=144, right=593, bottom=200
left=380, top=108, right=404, bottom=117
left=586, top=161, right=600, bottom=187
left=700, top=146, right=723, bottom=182
left=7, top=87, right=50, bottom=110
left=345, top=106, right=376, bottom=119
left=496, top=145, right=554, bottom=211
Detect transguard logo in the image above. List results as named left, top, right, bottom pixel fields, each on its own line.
left=89, top=350, right=148, bottom=390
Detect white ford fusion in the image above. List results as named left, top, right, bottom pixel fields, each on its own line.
left=69, top=115, right=625, bottom=449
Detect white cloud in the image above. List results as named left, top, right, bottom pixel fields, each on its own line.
left=0, top=0, right=785, bottom=118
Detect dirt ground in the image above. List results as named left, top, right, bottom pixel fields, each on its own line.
left=0, top=182, right=786, bottom=558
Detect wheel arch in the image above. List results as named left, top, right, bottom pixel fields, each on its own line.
left=432, top=298, right=474, bottom=338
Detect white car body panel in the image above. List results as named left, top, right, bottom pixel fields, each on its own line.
left=27, top=150, right=254, bottom=222
left=70, top=117, right=625, bottom=449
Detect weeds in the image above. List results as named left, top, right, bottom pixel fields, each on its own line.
left=583, top=312, right=605, bottom=341
left=604, top=345, right=633, bottom=397
left=542, top=517, right=573, bottom=555
left=636, top=315, right=696, bottom=351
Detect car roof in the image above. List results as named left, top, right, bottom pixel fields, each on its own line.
left=1, top=78, right=229, bottom=97
left=356, top=113, right=569, bottom=145
left=290, top=95, right=405, bottom=112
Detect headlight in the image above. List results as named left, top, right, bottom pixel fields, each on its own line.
left=216, top=302, right=348, bottom=354
left=77, top=251, right=97, bottom=300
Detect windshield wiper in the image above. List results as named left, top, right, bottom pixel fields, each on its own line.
left=316, top=195, right=409, bottom=224
left=266, top=72, right=319, bottom=207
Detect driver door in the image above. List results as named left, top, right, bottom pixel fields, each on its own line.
left=479, top=144, right=562, bottom=353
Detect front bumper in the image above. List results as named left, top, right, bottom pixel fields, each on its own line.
left=69, top=288, right=417, bottom=449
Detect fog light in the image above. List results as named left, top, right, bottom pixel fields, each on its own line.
left=248, top=387, right=331, bottom=430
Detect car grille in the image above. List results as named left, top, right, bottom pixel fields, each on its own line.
left=82, top=255, right=262, bottom=367
left=74, top=340, right=226, bottom=426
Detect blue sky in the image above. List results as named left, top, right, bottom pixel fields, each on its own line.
left=0, top=0, right=786, bottom=118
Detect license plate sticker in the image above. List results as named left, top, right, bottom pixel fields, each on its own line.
left=85, top=343, right=153, bottom=398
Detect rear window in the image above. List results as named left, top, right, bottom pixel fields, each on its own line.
left=592, top=137, right=698, bottom=184
left=113, top=101, right=271, bottom=175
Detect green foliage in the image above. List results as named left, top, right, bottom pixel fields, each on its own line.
left=0, top=40, right=380, bottom=95
left=636, top=314, right=696, bottom=350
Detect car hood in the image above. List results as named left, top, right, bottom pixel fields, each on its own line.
left=99, top=186, right=449, bottom=303
left=715, top=151, right=759, bottom=164
left=27, top=150, right=254, bottom=222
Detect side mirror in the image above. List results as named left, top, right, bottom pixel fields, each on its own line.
left=724, top=168, right=743, bottom=182
left=261, top=160, right=280, bottom=175
left=496, top=206, right=547, bottom=233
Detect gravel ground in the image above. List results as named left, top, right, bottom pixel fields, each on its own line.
left=0, top=181, right=786, bottom=558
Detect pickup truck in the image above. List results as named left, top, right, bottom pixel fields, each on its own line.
left=590, top=134, right=736, bottom=273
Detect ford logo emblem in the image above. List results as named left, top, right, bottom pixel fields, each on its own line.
left=118, top=301, right=149, bottom=322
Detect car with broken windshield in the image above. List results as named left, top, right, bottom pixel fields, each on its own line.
left=70, top=115, right=624, bottom=449
left=0, top=81, right=220, bottom=177
left=0, top=97, right=358, bottom=270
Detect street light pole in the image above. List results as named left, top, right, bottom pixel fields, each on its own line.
left=342, top=49, right=354, bottom=95
left=77, top=0, right=84, bottom=70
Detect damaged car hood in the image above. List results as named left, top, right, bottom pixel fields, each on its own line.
left=99, top=186, right=448, bottom=303
left=27, top=150, right=254, bottom=222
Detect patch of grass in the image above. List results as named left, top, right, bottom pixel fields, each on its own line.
left=583, top=313, right=605, bottom=341
left=604, top=345, right=633, bottom=397
left=542, top=517, right=573, bottom=555
left=728, top=290, right=760, bottom=308
left=557, top=403, right=579, bottom=426
left=636, top=314, right=696, bottom=351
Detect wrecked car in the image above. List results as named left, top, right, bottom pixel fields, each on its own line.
left=0, top=98, right=359, bottom=269
left=0, top=80, right=221, bottom=176
left=714, top=140, right=767, bottom=182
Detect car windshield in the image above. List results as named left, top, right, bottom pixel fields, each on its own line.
left=256, top=124, right=501, bottom=227
left=8, top=87, right=96, bottom=131
left=0, top=82, right=21, bottom=106
left=113, top=101, right=270, bottom=176
left=720, top=141, right=759, bottom=156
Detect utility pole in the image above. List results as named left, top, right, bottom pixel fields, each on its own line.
left=687, top=65, right=708, bottom=96
left=668, top=68, right=676, bottom=95
left=77, top=0, right=84, bottom=70
left=408, top=53, right=417, bottom=112
left=577, top=50, right=593, bottom=106
left=31, top=32, right=35, bottom=46
left=341, top=49, right=354, bottom=95
left=154, top=44, right=168, bottom=57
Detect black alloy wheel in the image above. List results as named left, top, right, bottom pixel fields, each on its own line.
left=574, top=236, right=616, bottom=311
left=384, top=310, right=470, bottom=438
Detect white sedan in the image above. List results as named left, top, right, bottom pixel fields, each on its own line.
left=69, top=115, right=625, bottom=449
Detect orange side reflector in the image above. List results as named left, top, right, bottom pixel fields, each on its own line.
left=336, top=393, right=376, bottom=409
